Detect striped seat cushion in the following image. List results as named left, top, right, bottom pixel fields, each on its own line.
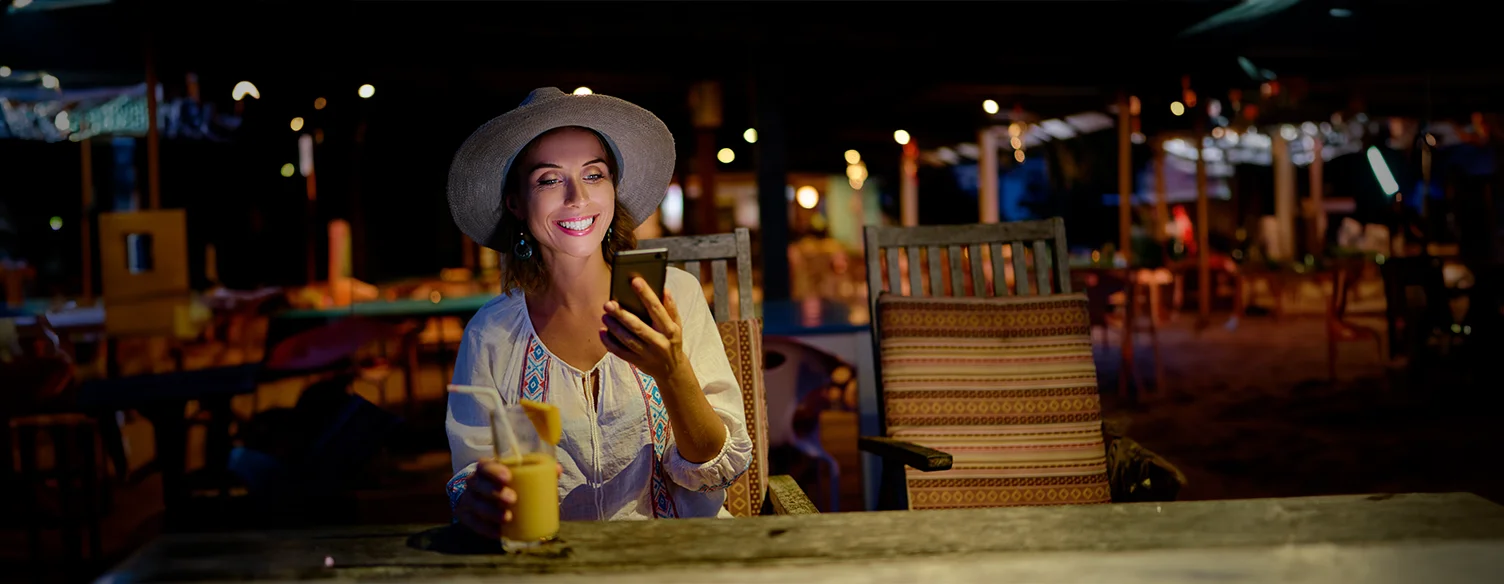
left=718, top=318, right=769, bottom=517
left=878, top=293, right=1110, bottom=509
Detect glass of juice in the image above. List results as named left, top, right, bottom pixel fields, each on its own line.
left=494, top=404, right=559, bottom=552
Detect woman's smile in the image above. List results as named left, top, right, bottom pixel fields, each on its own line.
left=554, top=214, right=599, bottom=236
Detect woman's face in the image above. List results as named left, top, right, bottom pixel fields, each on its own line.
left=509, top=127, right=617, bottom=261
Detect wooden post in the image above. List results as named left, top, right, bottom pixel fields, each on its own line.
left=1310, top=135, right=1326, bottom=253
left=689, top=81, right=723, bottom=235
left=900, top=142, right=919, bottom=226
left=694, top=130, right=719, bottom=234
left=1195, top=122, right=1211, bottom=326
left=303, top=134, right=318, bottom=284
left=144, top=33, right=161, bottom=210
left=1153, top=137, right=1169, bottom=243
left=1115, top=91, right=1135, bottom=399
left=979, top=126, right=1000, bottom=223
left=80, top=137, right=94, bottom=303
left=1420, top=134, right=1432, bottom=223
left=1117, top=92, right=1133, bottom=264
left=754, top=65, right=792, bottom=303
left=1272, top=130, right=1296, bottom=260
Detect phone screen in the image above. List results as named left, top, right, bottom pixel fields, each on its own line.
left=610, top=248, right=669, bottom=324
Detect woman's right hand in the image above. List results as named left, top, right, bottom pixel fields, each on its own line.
left=454, top=459, right=515, bottom=539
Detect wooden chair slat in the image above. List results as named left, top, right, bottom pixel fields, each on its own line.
left=1033, top=240, right=1052, bottom=296
left=989, top=242, right=1007, bottom=296
left=926, top=245, right=945, bottom=296
left=1011, top=241, right=1030, bottom=295
left=906, top=247, right=924, bottom=297
left=968, top=244, right=986, bottom=297
left=948, top=246, right=965, bottom=298
left=711, top=260, right=730, bottom=323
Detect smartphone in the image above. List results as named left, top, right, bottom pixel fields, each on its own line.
left=610, top=248, right=669, bottom=324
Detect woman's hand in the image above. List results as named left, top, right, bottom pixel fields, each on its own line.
left=454, top=459, right=562, bottom=539
left=600, top=277, right=688, bottom=382
left=454, top=459, right=514, bottom=539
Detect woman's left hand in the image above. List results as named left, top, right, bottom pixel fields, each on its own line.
left=600, top=277, right=688, bottom=382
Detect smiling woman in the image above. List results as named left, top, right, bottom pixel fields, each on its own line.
left=443, top=88, right=752, bottom=537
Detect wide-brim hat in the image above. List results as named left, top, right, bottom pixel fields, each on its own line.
left=447, top=87, right=676, bottom=250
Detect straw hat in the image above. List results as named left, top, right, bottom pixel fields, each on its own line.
left=447, top=87, right=676, bottom=249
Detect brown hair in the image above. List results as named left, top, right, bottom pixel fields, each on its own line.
left=498, top=126, right=639, bottom=295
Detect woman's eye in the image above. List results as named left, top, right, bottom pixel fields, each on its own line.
left=536, top=177, right=560, bottom=187
left=584, top=173, right=605, bottom=181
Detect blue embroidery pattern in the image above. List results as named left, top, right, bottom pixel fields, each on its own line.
left=632, top=366, right=679, bottom=519
left=446, top=467, right=474, bottom=513
left=521, top=335, right=551, bottom=403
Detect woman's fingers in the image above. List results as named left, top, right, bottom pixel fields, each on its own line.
left=604, top=300, right=662, bottom=344
left=602, top=314, right=641, bottom=348
left=600, top=322, right=640, bottom=359
left=476, top=460, right=512, bottom=485
left=460, top=491, right=503, bottom=522
left=633, top=277, right=674, bottom=330
left=661, top=289, right=683, bottom=328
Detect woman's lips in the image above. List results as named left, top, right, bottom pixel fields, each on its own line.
left=554, top=214, right=598, bottom=236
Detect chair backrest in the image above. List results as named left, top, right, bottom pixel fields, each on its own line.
left=863, top=217, right=1072, bottom=435
left=863, top=217, right=1071, bottom=303
left=638, top=228, right=767, bottom=516
left=639, top=228, right=754, bottom=323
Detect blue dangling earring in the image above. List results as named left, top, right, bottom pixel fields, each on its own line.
left=514, top=231, right=533, bottom=260
left=606, top=225, right=614, bottom=240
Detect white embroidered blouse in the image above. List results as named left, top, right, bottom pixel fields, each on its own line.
left=445, top=267, right=753, bottom=520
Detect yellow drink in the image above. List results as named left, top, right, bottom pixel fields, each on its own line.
left=501, top=452, right=559, bottom=546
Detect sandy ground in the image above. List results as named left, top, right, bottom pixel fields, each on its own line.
left=1096, top=314, right=1502, bottom=505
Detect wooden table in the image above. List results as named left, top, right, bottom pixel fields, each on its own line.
left=102, top=493, right=1504, bottom=583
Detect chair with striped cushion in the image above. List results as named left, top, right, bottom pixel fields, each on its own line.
left=639, top=229, right=816, bottom=515
left=863, top=218, right=1184, bottom=510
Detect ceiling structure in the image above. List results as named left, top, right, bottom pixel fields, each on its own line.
left=2, top=0, right=1499, bottom=175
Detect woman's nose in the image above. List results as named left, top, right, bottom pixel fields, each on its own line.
left=563, top=180, right=590, bottom=206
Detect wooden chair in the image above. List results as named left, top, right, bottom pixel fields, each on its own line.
left=863, top=218, right=1185, bottom=508
left=638, top=228, right=815, bottom=515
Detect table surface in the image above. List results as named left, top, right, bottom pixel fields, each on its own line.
left=102, top=493, right=1504, bottom=583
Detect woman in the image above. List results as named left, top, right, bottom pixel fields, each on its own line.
left=444, top=88, right=752, bottom=538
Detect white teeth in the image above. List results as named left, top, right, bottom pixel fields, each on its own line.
left=559, top=216, right=595, bottom=231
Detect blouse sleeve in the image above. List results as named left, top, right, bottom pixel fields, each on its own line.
left=445, top=316, right=502, bottom=511
left=661, top=270, right=753, bottom=492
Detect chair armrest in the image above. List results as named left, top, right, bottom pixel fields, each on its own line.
left=858, top=436, right=952, bottom=472
left=766, top=475, right=819, bottom=515
left=1104, top=432, right=1187, bottom=503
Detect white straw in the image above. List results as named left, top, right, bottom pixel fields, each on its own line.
left=447, top=384, right=523, bottom=465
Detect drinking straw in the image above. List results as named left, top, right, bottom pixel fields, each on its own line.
left=447, top=384, right=523, bottom=465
